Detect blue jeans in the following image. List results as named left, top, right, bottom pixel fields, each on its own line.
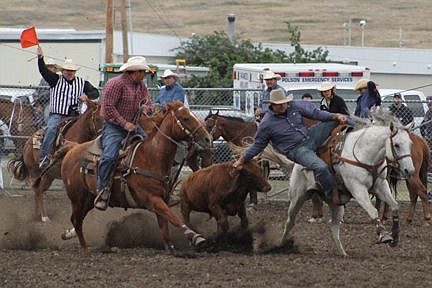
left=287, top=121, right=339, bottom=199
left=39, top=114, right=67, bottom=163
left=97, top=122, right=145, bottom=192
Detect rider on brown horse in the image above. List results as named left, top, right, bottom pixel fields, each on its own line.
left=94, top=56, right=153, bottom=210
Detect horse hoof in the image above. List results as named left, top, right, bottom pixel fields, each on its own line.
left=378, top=232, right=393, bottom=244
left=61, top=228, right=77, bottom=240
left=41, top=216, right=51, bottom=223
left=192, top=234, right=206, bottom=248
left=388, top=239, right=399, bottom=248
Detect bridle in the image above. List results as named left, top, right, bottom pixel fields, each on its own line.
left=205, top=115, right=220, bottom=138
left=88, top=106, right=103, bottom=137
left=331, top=126, right=410, bottom=194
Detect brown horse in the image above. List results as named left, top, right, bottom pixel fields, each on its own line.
left=7, top=99, right=103, bottom=222
left=0, top=97, right=41, bottom=155
left=376, top=133, right=431, bottom=225
left=204, top=110, right=258, bottom=146
left=59, top=101, right=212, bottom=252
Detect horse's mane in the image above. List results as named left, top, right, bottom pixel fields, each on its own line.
left=351, top=109, right=403, bottom=130
left=205, top=113, right=245, bottom=123
left=166, top=100, right=184, bottom=112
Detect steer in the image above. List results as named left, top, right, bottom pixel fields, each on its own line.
left=179, top=160, right=272, bottom=234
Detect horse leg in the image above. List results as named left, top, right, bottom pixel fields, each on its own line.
left=62, top=194, right=94, bottom=252
left=33, top=176, right=54, bottom=223
left=310, top=194, right=323, bottom=221
left=280, top=191, right=307, bottom=246
left=156, top=214, right=175, bottom=252
left=349, top=182, right=393, bottom=244
left=149, top=196, right=206, bottom=248
left=375, top=180, right=400, bottom=247
left=328, top=203, right=347, bottom=256
left=407, top=177, right=431, bottom=225
left=238, top=203, right=249, bottom=230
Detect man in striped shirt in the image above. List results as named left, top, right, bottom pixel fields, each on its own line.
left=94, top=56, right=153, bottom=211
left=36, top=46, right=99, bottom=169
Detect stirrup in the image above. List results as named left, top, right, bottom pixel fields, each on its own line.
left=94, top=188, right=111, bottom=211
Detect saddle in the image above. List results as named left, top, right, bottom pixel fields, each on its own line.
left=31, top=117, right=78, bottom=150
left=80, top=134, right=170, bottom=209
left=317, top=125, right=354, bottom=204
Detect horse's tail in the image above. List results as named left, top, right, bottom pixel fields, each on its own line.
left=7, top=155, right=29, bottom=181
left=420, top=139, right=430, bottom=187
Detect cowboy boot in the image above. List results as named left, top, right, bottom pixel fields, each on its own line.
left=94, top=188, right=111, bottom=211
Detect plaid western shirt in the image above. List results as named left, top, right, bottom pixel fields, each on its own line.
left=101, top=73, right=153, bottom=128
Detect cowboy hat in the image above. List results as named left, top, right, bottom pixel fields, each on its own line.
left=119, top=56, right=149, bottom=72
left=263, top=70, right=282, bottom=80
left=354, top=78, right=369, bottom=91
left=317, top=81, right=335, bottom=92
left=60, top=59, right=79, bottom=71
left=264, top=89, right=293, bottom=104
left=160, top=69, right=179, bottom=79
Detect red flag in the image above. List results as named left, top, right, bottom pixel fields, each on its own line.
left=20, top=27, right=39, bottom=48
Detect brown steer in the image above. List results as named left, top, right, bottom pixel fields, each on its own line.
left=180, top=160, right=272, bottom=234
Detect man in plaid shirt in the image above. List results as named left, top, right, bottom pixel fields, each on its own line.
left=94, top=56, right=153, bottom=211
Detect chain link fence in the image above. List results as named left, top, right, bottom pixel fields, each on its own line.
left=0, top=84, right=431, bottom=200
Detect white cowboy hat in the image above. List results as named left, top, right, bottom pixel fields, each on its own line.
left=61, top=59, right=79, bottom=71
left=317, top=81, right=335, bottom=92
left=354, top=78, right=369, bottom=91
left=264, top=89, right=293, bottom=104
left=263, top=70, right=282, bottom=80
left=119, top=56, right=149, bottom=72
left=160, top=69, right=179, bottom=79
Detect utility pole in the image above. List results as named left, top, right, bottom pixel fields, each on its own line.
left=105, top=0, right=114, bottom=63
left=120, top=0, right=129, bottom=62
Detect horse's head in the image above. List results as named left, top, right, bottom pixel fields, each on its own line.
left=166, top=101, right=212, bottom=150
left=82, top=100, right=104, bottom=137
left=204, top=110, right=223, bottom=140
left=386, top=122, right=415, bottom=177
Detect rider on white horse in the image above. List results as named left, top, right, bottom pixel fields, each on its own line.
left=233, top=89, right=349, bottom=204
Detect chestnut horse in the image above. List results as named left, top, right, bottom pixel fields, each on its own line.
left=376, top=133, right=431, bottom=225
left=60, top=101, right=212, bottom=252
left=0, top=97, right=41, bottom=155
left=7, top=100, right=103, bottom=222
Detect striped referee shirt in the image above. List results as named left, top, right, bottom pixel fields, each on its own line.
left=38, top=57, right=99, bottom=115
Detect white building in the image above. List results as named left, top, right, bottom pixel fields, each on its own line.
left=264, top=43, right=432, bottom=96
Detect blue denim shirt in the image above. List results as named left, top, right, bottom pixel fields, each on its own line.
left=156, top=83, right=185, bottom=109
left=243, top=100, right=333, bottom=161
left=258, top=84, right=286, bottom=113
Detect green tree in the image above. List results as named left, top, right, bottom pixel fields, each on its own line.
left=175, top=23, right=328, bottom=88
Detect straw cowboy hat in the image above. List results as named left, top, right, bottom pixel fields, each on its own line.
left=119, top=56, right=149, bottom=72
left=354, top=78, right=369, bottom=91
left=61, top=59, right=79, bottom=71
left=160, top=69, right=179, bottom=79
left=317, top=81, right=335, bottom=92
left=264, top=88, right=293, bottom=104
left=263, top=70, right=282, bottom=80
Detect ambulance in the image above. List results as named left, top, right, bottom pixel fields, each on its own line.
left=232, top=63, right=371, bottom=115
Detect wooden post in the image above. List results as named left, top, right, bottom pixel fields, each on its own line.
left=120, top=0, right=129, bottom=62
left=105, top=0, right=114, bottom=63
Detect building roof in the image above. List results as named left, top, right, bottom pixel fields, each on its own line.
left=263, top=43, right=432, bottom=76
left=0, top=27, right=105, bottom=41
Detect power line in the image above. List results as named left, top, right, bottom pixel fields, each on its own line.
left=0, top=43, right=100, bottom=72
left=143, top=0, right=182, bottom=41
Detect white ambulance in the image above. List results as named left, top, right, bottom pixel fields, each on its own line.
left=232, top=63, right=371, bottom=115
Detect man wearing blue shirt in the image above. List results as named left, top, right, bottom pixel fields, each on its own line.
left=156, top=69, right=185, bottom=110
left=255, top=70, right=286, bottom=116
left=234, top=89, right=348, bottom=204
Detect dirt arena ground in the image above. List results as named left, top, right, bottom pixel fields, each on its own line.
left=0, top=191, right=431, bottom=288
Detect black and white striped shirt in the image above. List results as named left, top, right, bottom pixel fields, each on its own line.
left=49, top=75, right=85, bottom=115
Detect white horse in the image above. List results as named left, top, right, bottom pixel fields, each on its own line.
left=280, top=117, right=415, bottom=256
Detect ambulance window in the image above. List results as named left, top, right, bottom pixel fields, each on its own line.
left=404, top=94, right=425, bottom=117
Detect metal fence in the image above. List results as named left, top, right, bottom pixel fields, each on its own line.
left=0, top=84, right=431, bottom=200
